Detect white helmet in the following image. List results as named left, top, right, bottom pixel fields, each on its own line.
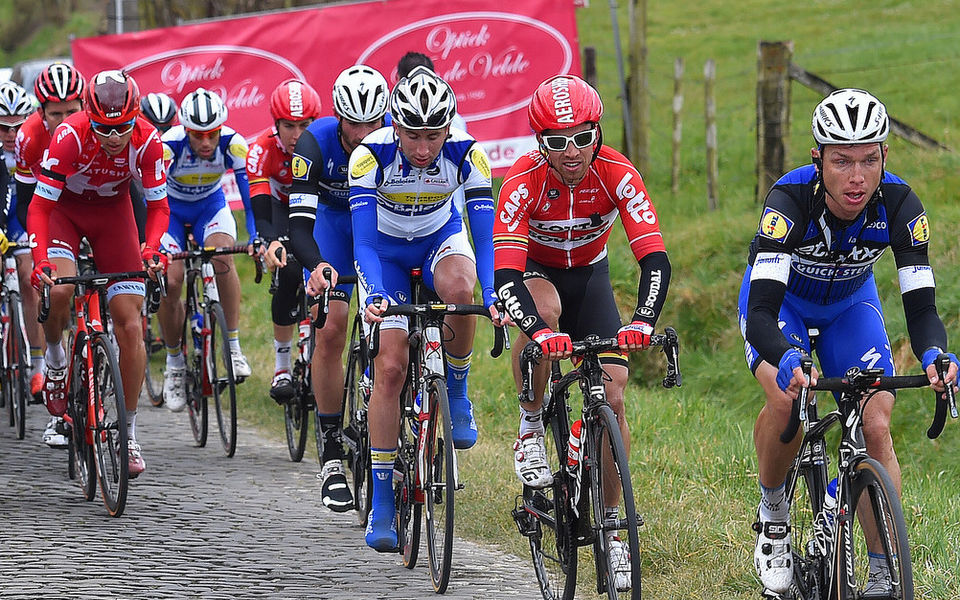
left=0, top=81, right=35, bottom=126
left=812, top=88, right=888, bottom=145
left=390, top=65, right=456, bottom=129
left=333, top=65, right=389, bottom=123
left=179, top=87, right=228, bottom=131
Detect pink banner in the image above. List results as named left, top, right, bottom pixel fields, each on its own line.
left=71, top=0, right=581, bottom=174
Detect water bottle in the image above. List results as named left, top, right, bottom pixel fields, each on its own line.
left=822, top=477, right=838, bottom=528
left=567, top=419, right=583, bottom=473
left=190, top=312, right=204, bottom=346
left=298, top=319, right=311, bottom=362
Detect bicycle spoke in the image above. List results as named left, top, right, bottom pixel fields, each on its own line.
left=91, top=336, right=128, bottom=517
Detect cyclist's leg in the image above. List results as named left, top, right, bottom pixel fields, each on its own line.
left=12, top=229, right=44, bottom=391
left=157, top=214, right=188, bottom=360
left=268, top=260, right=300, bottom=398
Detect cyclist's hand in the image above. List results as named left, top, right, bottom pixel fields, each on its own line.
left=617, top=320, right=653, bottom=352
left=921, top=347, right=960, bottom=395
left=776, top=348, right=813, bottom=395
left=364, top=296, right=387, bottom=324
left=532, top=328, right=572, bottom=361
left=265, top=240, right=286, bottom=270
left=489, top=304, right=511, bottom=327
left=141, top=246, right=168, bottom=280
left=31, top=259, right=56, bottom=290
left=0, top=230, right=9, bottom=255
left=305, top=262, right=338, bottom=297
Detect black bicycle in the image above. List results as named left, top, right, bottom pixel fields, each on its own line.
left=1, top=241, right=30, bottom=439
left=512, top=330, right=681, bottom=600
left=768, top=351, right=957, bottom=600
left=341, top=289, right=373, bottom=526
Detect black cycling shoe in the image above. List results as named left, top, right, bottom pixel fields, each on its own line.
left=269, top=370, right=295, bottom=403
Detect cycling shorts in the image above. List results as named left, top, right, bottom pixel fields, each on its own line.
left=160, top=189, right=238, bottom=252
left=524, top=257, right=626, bottom=367
left=737, top=265, right=895, bottom=378
left=307, top=204, right=356, bottom=300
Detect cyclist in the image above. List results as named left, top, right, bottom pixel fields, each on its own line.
left=740, top=88, right=959, bottom=597
left=156, top=87, right=255, bottom=411
left=288, top=64, right=389, bottom=512
left=140, top=92, right=178, bottom=134
left=11, top=63, right=86, bottom=447
left=27, top=70, right=169, bottom=476
left=248, top=78, right=321, bottom=404
left=349, top=66, right=500, bottom=550
left=493, top=74, right=671, bottom=591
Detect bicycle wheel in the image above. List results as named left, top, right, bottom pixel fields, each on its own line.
left=284, top=354, right=310, bottom=462
left=207, top=301, right=237, bottom=457
left=783, top=458, right=830, bottom=599
left=584, top=404, right=641, bottom=600
left=183, top=312, right=208, bottom=447
left=421, top=376, right=456, bottom=592
left=68, top=335, right=96, bottom=501
left=834, top=457, right=913, bottom=600
left=5, top=293, right=28, bottom=439
left=341, top=335, right=372, bottom=526
left=142, top=308, right=165, bottom=407
left=397, top=405, right=422, bottom=569
left=91, top=335, right=128, bottom=517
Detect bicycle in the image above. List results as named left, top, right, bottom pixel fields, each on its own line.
left=340, top=286, right=373, bottom=526
left=40, top=266, right=163, bottom=517
left=1, top=241, right=31, bottom=440
left=766, top=345, right=957, bottom=600
left=511, top=330, right=682, bottom=600
left=141, top=280, right=165, bottom=407
left=367, top=269, right=507, bottom=593
left=167, top=235, right=262, bottom=457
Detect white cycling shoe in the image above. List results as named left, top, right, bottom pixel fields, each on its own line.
left=513, top=432, right=554, bottom=488
left=754, top=518, right=793, bottom=595
left=607, top=536, right=632, bottom=591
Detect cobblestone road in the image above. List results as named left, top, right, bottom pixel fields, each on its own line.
left=0, top=395, right=541, bottom=599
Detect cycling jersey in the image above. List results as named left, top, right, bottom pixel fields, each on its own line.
left=743, top=163, right=947, bottom=369
left=247, top=127, right=293, bottom=242
left=349, top=126, right=496, bottom=307
left=493, top=145, right=669, bottom=337
left=8, top=112, right=51, bottom=241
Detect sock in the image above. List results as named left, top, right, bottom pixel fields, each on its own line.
left=44, top=343, right=66, bottom=370
left=445, top=350, right=472, bottom=403
left=165, top=345, right=185, bottom=369
left=759, top=480, right=788, bottom=523
left=370, top=447, right=398, bottom=517
left=30, top=347, right=44, bottom=374
left=518, top=405, right=544, bottom=437
left=274, top=339, right=292, bottom=372
left=228, top=330, right=241, bottom=354
left=868, top=552, right=891, bottom=575
left=318, top=413, right=343, bottom=463
left=604, top=506, right=620, bottom=541
left=127, top=410, right=137, bottom=442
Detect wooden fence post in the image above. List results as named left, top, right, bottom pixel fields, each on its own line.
left=671, top=57, right=684, bottom=194
left=704, top=59, right=718, bottom=210
left=756, top=40, right=793, bottom=203
left=583, top=46, right=598, bottom=89
left=629, top=0, right=649, bottom=174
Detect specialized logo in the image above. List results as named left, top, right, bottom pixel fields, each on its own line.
left=907, top=213, right=929, bottom=246
left=351, top=153, right=376, bottom=179
left=291, top=155, right=311, bottom=179
left=470, top=147, right=491, bottom=180
left=758, top=208, right=794, bottom=241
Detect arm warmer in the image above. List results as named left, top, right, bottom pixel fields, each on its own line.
left=633, top=251, right=671, bottom=324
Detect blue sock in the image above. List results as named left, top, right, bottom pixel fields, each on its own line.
left=367, top=448, right=398, bottom=550
left=446, top=350, right=472, bottom=404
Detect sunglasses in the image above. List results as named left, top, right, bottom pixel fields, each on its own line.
left=0, top=119, right=26, bottom=133
left=90, top=118, right=136, bottom=137
left=186, top=127, right=221, bottom=140
left=541, top=128, right=598, bottom=152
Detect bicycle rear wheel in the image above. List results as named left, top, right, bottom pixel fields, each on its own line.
left=397, top=405, right=422, bottom=569
left=91, top=335, right=128, bottom=517
left=585, top=404, right=641, bottom=600
left=341, top=334, right=372, bottom=526
left=284, top=354, right=310, bottom=462
left=207, top=301, right=237, bottom=457
left=834, top=457, right=913, bottom=600
left=68, top=334, right=96, bottom=501
left=783, top=456, right=830, bottom=599
left=423, top=376, right=456, bottom=593
left=142, top=308, right=165, bottom=407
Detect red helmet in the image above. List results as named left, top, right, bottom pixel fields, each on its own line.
left=270, top=79, right=321, bottom=122
left=34, top=62, right=85, bottom=105
left=84, top=70, right=140, bottom=125
left=528, top=75, right=603, bottom=133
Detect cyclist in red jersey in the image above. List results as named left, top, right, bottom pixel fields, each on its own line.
left=494, top=75, right=671, bottom=590
left=248, top=79, right=321, bottom=401
left=28, top=70, right=170, bottom=477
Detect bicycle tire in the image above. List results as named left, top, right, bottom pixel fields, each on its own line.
left=183, top=309, right=208, bottom=447
left=142, top=308, right=164, bottom=407
left=585, top=404, right=641, bottom=600
left=397, top=393, right=422, bottom=569
left=207, top=301, right=237, bottom=457
left=284, top=348, right=310, bottom=462
left=341, top=335, right=372, bottom=526
left=833, top=457, right=913, bottom=600
left=6, top=293, right=28, bottom=439
left=91, top=334, right=128, bottom=517
left=784, top=458, right=830, bottom=599
left=68, top=333, right=96, bottom=501
left=423, top=376, right=456, bottom=593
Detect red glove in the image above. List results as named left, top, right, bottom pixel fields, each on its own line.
left=141, top=246, right=169, bottom=272
left=617, top=320, right=653, bottom=350
left=532, top=328, right=572, bottom=356
left=31, top=259, right=55, bottom=291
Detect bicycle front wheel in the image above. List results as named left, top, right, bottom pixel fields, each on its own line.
left=834, top=457, right=913, bottom=600
left=69, top=333, right=96, bottom=501
left=207, top=302, right=237, bottom=457
left=423, top=376, right=456, bottom=593
left=284, top=355, right=310, bottom=462
left=91, top=335, right=128, bottom=517
left=142, top=308, right=165, bottom=407
left=585, top=404, right=641, bottom=600
left=6, top=293, right=29, bottom=440
left=341, top=334, right=372, bottom=526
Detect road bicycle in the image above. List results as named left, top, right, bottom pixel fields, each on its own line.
left=765, top=346, right=957, bottom=600
left=168, top=236, right=261, bottom=457
left=40, top=266, right=162, bottom=517
left=512, top=330, right=681, bottom=600
left=1, top=241, right=31, bottom=440
left=341, top=287, right=373, bottom=526
left=367, top=269, right=507, bottom=593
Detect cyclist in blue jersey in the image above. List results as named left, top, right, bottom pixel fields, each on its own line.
left=740, top=88, right=959, bottom=597
left=156, top=88, right=256, bottom=411
left=288, top=65, right=390, bottom=512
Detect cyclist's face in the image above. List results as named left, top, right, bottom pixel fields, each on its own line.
left=42, top=99, right=82, bottom=130
left=0, top=116, right=22, bottom=151
left=395, top=124, right=448, bottom=168
left=188, top=128, right=221, bottom=160
left=97, top=127, right=135, bottom=156
left=339, top=117, right=381, bottom=155
left=275, top=118, right=313, bottom=154
left=539, top=122, right=597, bottom=187
left=815, top=143, right=887, bottom=221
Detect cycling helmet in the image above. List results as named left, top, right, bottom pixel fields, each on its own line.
left=528, top=75, right=603, bottom=133
left=84, top=70, right=140, bottom=125
left=34, top=62, right=85, bottom=105
left=812, top=88, right=888, bottom=145
left=332, top=65, right=389, bottom=123
left=390, top=65, right=456, bottom=129
left=179, top=87, right=228, bottom=131
left=140, top=92, right=177, bottom=128
left=0, top=81, right=35, bottom=125
left=270, top=79, right=321, bottom=122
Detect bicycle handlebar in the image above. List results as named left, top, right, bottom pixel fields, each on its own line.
left=38, top=269, right=152, bottom=323
left=367, top=302, right=507, bottom=360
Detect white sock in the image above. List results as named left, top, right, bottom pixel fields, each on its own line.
left=165, top=346, right=186, bottom=370
left=44, top=343, right=66, bottom=370
left=228, top=330, right=241, bottom=354
left=274, top=339, right=292, bottom=372
left=518, top=406, right=544, bottom=437
left=127, top=411, right=137, bottom=441
left=759, top=480, right=788, bottom=522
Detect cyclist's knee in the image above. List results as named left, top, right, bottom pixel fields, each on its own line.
left=437, top=272, right=476, bottom=304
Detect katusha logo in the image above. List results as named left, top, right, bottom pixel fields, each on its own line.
left=358, top=12, right=573, bottom=122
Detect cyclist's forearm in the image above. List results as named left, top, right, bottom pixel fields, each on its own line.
left=288, top=212, right=324, bottom=272
left=15, top=179, right=34, bottom=227
left=745, top=277, right=794, bottom=365
left=465, top=197, right=496, bottom=305
left=251, top=193, right=275, bottom=241
left=902, top=286, right=948, bottom=359
left=233, top=168, right=256, bottom=239
left=495, top=267, right=548, bottom=337
left=633, top=251, right=671, bottom=324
